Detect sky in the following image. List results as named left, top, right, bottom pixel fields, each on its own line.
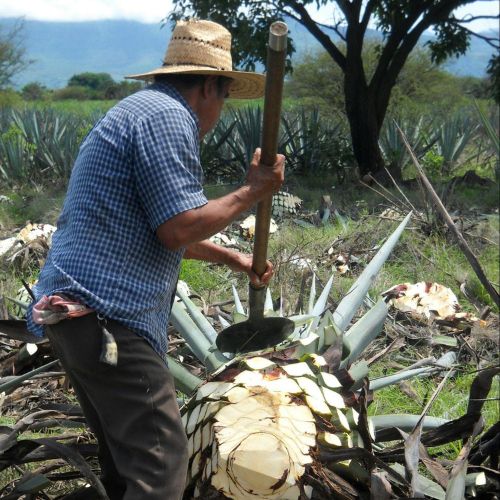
left=0, top=0, right=498, bottom=32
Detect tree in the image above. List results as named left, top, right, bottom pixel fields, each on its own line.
left=104, top=80, right=143, bottom=100
left=68, top=72, right=115, bottom=93
left=0, top=19, right=31, bottom=89
left=287, top=44, right=469, bottom=119
left=168, top=0, right=500, bottom=178
left=21, top=81, right=48, bottom=101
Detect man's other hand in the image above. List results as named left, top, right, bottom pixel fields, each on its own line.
left=246, top=148, right=285, bottom=200
left=227, top=251, right=274, bottom=287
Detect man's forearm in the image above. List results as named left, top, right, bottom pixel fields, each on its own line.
left=156, top=185, right=259, bottom=250
left=184, top=238, right=274, bottom=287
left=183, top=239, right=236, bottom=266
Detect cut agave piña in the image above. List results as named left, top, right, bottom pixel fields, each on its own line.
left=175, top=214, right=431, bottom=498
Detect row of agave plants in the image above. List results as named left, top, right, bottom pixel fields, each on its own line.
left=1, top=103, right=497, bottom=187
left=0, top=108, right=98, bottom=186
left=379, top=103, right=499, bottom=180
left=0, top=214, right=497, bottom=498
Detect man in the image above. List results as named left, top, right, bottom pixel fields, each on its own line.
left=28, top=19, right=285, bottom=500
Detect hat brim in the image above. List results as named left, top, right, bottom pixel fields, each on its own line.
left=125, top=66, right=265, bottom=100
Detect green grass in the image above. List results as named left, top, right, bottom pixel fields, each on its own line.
left=368, top=365, right=499, bottom=458
left=368, top=365, right=499, bottom=425
left=18, top=99, right=115, bottom=117
left=179, top=259, right=230, bottom=302
left=0, top=186, right=65, bottom=231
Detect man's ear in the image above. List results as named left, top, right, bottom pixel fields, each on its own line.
left=201, top=76, right=218, bottom=99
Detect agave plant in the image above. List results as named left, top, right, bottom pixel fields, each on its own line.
left=435, top=114, right=479, bottom=176
left=473, top=100, right=499, bottom=181
left=0, top=108, right=93, bottom=186
left=11, top=108, right=87, bottom=181
left=167, top=213, right=444, bottom=498
left=167, top=211, right=499, bottom=499
left=379, top=117, right=433, bottom=177
left=200, top=116, right=239, bottom=181
left=280, top=109, right=353, bottom=183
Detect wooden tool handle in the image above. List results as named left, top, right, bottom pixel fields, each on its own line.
left=251, top=21, right=288, bottom=280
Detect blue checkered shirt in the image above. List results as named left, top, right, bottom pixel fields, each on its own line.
left=27, top=83, right=208, bottom=357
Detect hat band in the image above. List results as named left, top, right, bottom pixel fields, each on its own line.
left=161, top=62, right=231, bottom=71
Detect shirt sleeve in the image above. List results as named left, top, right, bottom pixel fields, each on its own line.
left=132, top=106, right=208, bottom=230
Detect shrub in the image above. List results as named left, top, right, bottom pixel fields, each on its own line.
left=53, top=86, right=93, bottom=101
left=21, top=82, right=48, bottom=101
left=0, top=89, right=22, bottom=107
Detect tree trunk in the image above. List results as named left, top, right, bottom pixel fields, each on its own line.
left=344, top=78, right=385, bottom=178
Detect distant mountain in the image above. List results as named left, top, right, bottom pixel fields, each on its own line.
left=1, top=18, right=496, bottom=89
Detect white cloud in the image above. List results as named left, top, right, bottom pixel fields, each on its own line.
left=453, top=1, right=499, bottom=32
left=0, top=0, right=498, bottom=32
left=0, top=0, right=173, bottom=23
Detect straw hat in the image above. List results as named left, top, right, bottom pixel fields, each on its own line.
left=126, top=19, right=265, bottom=99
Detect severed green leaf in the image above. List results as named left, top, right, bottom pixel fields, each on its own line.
left=332, top=212, right=412, bottom=333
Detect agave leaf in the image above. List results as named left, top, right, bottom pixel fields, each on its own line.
left=4, top=296, right=30, bottom=312
left=445, top=420, right=483, bottom=500
left=370, top=415, right=449, bottom=437
left=370, top=367, right=435, bottom=391
left=0, top=360, right=59, bottom=395
left=390, top=463, right=445, bottom=500
left=473, top=99, right=499, bottom=153
left=311, top=275, right=334, bottom=317
left=348, top=360, right=369, bottom=390
left=308, top=274, right=316, bottom=314
left=264, top=288, right=274, bottom=313
left=218, top=315, right=231, bottom=329
left=333, top=212, right=412, bottom=332
left=400, top=367, right=454, bottom=493
left=169, top=302, right=227, bottom=372
left=232, top=284, right=245, bottom=315
left=466, top=366, right=500, bottom=418
left=36, top=437, right=108, bottom=498
left=166, top=355, right=203, bottom=396
left=176, top=287, right=217, bottom=344
left=464, top=472, right=486, bottom=487
left=12, top=473, right=51, bottom=494
left=340, top=298, right=388, bottom=368
left=0, top=320, right=46, bottom=343
left=370, top=471, right=393, bottom=500
left=400, top=427, right=424, bottom=497
left=431, top=335, right=458, bottom=347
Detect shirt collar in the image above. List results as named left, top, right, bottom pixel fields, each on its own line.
left=149, top=82, right=200, bottom=132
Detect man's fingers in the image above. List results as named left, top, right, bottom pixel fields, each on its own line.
left=251, top=148, right=262, bottom=166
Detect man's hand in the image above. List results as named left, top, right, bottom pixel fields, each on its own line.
left=184, top=242, right=274, bottom=286
left=246, top=148, right=285, bottom=200
left=226, top=252, right=274, bottom=287
left=157, top=149, right=285, bottom=251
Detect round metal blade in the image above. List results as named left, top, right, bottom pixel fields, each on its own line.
left=216, top=317, right=295, bottom=354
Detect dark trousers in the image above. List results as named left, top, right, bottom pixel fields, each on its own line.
left=46, top=314, right=188, bottom=500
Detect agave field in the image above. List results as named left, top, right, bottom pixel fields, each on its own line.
left=1, top=100, right=498, bottom=188
left=0, top=101, right=498, bottom=499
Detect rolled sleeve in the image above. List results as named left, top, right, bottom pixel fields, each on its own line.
left=133, top=107, right=208, bottom=230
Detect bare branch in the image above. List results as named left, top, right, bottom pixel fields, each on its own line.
left=315, top=20, right=347, bottom=42
left=287, top=0, right=347, bottom=70
left=454, top=14, right=500, bottom=24
left=460, top=25, right=500, bottom=48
